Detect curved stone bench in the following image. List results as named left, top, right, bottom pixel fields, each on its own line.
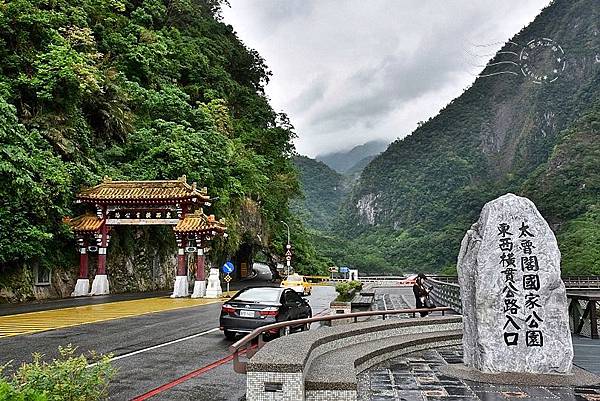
left=246, top=316, right=462, bottom=401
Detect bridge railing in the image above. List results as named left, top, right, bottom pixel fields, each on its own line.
left=562, top=276, right=600, bottom=289
left=426, top=278, right=462, bottom=314
left=567, top=293, right=600, bottom=339
left=359, top=276, right=406, bottom=282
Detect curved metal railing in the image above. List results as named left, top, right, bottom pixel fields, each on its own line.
left=228, top=306, right=451, bottom=374
left=426, top=278, right=462, bottom=314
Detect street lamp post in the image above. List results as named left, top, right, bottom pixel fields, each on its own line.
left=281, top=221, right=291, bottom=276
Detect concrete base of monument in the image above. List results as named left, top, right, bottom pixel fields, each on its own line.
left=71, top=279, right=90, bottom=297
left=191, top=280, right=206, bottom=298
left=89, top=275, right=110, bottom=295
left=205, top=285, right=222, bottom=298
left=170, top=276, right=189, bottom=298
left=439, top=363, right=600, bottom=387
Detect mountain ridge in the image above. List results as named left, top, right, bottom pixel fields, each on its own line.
left=334, top=0, right=599, bottom=274
left=316, top=139, right=389, bottom=174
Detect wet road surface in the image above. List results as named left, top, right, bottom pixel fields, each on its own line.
left=0, top=284, right=336, bottom=400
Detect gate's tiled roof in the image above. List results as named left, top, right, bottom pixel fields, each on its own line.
left=65, top=214, right=103, bottom=233
left=76, top=176, right=210, bottom=203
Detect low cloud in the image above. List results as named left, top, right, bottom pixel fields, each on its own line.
left=223, top=0, right=550, bottom=156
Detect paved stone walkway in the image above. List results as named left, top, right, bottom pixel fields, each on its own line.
left=358, top=346, right=600, bottom=401
left=373, top=288, right=413, bottom=318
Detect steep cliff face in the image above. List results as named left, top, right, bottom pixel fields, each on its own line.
left=341, top=0, right=600, bottom=273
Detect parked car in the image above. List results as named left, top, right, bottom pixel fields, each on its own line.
left=280, top=274, right=312, bottom=296
left=219, top=286, right=312, bottom=340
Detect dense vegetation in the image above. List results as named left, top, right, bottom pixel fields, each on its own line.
left=335, top=0, right=599, bottom=275
left=0, top=345, right=114, bottom=401
left=0, top=0, right=324, bottom=300
left=291, top=156, right=347, bottom=231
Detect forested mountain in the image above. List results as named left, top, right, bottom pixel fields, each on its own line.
left=0, top=0, right=321, bottom=301
left=337, top=0, right=600, bottom=275
left=316, top=140, right=388, bottom=174
left=292, top=156, right=347, bottom=232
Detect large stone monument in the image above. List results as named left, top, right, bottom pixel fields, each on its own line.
left=458, top=193, right=573, bottom=374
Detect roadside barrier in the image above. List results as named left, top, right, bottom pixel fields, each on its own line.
left=229, top=306, right=451, bottom=374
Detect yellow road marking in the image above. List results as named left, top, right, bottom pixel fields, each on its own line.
left=0, top=295, right=233, bottom=339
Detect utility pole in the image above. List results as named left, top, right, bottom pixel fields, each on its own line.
left=281, top=221, right=291, bottom=276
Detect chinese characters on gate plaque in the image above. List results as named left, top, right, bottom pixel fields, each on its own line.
left=499, top=221, right=544, bottom=348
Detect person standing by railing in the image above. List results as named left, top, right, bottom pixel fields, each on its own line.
left=413, top=273, right=430, bottom=317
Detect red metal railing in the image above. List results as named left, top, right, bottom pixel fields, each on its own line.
left=229, top=306, right=451, bottom=373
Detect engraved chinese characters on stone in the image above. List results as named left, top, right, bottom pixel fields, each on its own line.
left=458, top=193, right=573, bottom=374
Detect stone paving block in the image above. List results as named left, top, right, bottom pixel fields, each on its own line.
left=519, top=386, right=559, bottom=398
left=360, top=345, right=600, bottom=401
left=424, top=397, right=479, bottom=401
left=474, top=391, right=511, bottom=401
left=444, top=385, right=476, bottom=396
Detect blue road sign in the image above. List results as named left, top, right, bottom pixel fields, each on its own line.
left=339, top=266, right=350, bottom=273
left=222, top=262, right=235, bottom=274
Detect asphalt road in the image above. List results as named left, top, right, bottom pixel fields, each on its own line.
left=0, top=284, right=336, bottom=401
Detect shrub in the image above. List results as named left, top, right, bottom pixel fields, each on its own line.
left=335, top=280, right=363, bottom=302
left=9, top=345, right=116, bottom=401
left=0, top=378, right=47, bottom=401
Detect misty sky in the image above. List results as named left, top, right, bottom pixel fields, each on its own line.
left=222, top=1, right=551, bottom=157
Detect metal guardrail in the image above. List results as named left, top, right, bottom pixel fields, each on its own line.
left=359, top=276, right=406, bottom=282
left=568, top=293, right=600, bottom=339
left=228, top=306, right=451, bottom=374
left=426, top=278, right=462, bottom=314
left=562, top=276, right=600, bottom=289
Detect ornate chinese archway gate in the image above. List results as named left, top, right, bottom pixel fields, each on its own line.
left=66, top=176, right=226, bottom=297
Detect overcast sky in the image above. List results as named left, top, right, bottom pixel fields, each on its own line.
left=222, top=1, right=550, bottom=157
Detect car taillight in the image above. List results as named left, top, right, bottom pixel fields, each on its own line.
left=222, top=305, right=235, bottom=314
left=259, top=307, right=279, bottom=317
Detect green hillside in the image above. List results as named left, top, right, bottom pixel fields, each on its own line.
left=337, top=0, right=600, bottom=275
left=0, top=0, right=322, bottom=301
left=292, top=156, right=347, bottom=232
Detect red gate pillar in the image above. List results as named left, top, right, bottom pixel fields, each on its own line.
left=90, top=224, right=110, bottom=295
left=171, top=239, right=189, bottom=298
left=177, top=246, right=186, bottom=276
left=71, top=238, right=90, bottom=297
left=191, top=243, right=206, bottom=298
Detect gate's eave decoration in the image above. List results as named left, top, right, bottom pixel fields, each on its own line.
left=65, top=176, right=226, bottom=298
left=174, top=210, right=227, bottom=235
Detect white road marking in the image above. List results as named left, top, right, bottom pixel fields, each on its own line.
left=88, top=328, right=220, bottom=367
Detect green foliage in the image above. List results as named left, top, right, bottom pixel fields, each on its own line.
left=0, top=98, right=75, bottom=265
left=334, top=280, right=363, bottom=302
left=0, top=0, right=322, bottom=284
left=439, top=265, right=458, bottom=276
left=291, top=156, right=347, bottom=231
left=0, top=379, right=47, bottom=401
left=10, top=345, right=115, bottom=401
left=557, top=207, right=600, bottom=276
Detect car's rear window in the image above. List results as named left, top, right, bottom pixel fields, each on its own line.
left=232, top=288, right=281, bottom=303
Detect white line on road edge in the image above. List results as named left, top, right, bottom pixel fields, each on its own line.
left=88, top=328, right=220, bottom=367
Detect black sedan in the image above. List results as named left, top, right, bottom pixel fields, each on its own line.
left=219, top=286, right=312, bottom=340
